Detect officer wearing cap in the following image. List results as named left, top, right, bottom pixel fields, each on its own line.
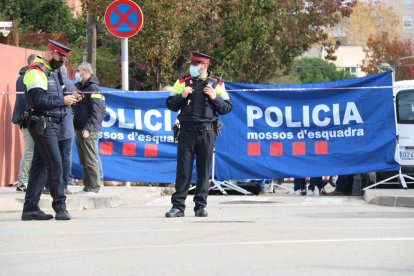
left=21, top=39, right=78, bottom=221
left=165, top=52, right=233, bottom=218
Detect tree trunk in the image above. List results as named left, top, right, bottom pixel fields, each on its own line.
left=87, top=11, right=97, bottom=72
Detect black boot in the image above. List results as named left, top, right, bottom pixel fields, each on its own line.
left=55, top=210, right=71, bottom=220
left=21, top=210, right=53, bottom=221
left=165, top=208, right=184, bottom=218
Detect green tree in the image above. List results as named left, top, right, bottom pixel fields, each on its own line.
left=205, top=0, right=357, bottom=83
left=125, top=0, right=356, bottom=89
left=0, top=0, right=84, bottom=44
left=294, top=58, right=354, bottom=84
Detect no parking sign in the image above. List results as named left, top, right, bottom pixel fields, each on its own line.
left=104, top=0, right=144, bottom=38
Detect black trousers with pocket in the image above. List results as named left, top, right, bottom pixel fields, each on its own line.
left=24, top=121, right=66, bottom=213
left=171, top=125, right=216, bottom=212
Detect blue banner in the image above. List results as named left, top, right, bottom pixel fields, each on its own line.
left=72, top=91, right=179, bottom=182
left=216, top=72, right=399, bottom=179
left=72, top=72, right=399, bottom=182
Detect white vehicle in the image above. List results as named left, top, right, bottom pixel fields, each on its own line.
left=394, top=80, right=414, bottom=174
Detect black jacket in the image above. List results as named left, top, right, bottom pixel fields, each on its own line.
left=73, top=75, right=106, bottom=132
left=12, top=66, right=28, bottom=124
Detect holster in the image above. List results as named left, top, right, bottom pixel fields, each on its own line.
left=19, top=111, right=32, bottom=129
left=30, top=116, right=47, bottom=135
left=173, top=123, right=180, bottom=142
left=213, top=120, right=222, bottom=136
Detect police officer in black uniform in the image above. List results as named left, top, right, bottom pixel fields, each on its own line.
left=165, top=52, right=233, bottom=218
left=21, top=40, right=78, bottom=221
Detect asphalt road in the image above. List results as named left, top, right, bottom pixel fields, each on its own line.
left=1, top=194, right=414, bottom=276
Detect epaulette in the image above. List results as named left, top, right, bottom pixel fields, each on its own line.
left=209, top=75, right=223, bottom=86
left=179, top=75, right=192, bottom=84
left=28, top=62, right=46, bottom=73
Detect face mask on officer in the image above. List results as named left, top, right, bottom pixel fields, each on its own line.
left=50, top=58, right=64, bottom=70
left=189, top=65, right=200, bottom=78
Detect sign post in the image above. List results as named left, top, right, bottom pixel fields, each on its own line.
left=104, top=0, right=144, bottom=91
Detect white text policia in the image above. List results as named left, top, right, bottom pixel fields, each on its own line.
left=247, top=102, right=363, bottom=128
left=102, top=108, right=174, bottom=131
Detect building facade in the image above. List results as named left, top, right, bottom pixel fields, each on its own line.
left=363, top=0, right=414, bottom=41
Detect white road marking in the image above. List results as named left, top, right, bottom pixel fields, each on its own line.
left=229, top=197, right=270, bottom=202
left=2, top=237, right=413, bottom=256
left=302, top=198, right=343, bottom=205
left=144, top=197, right=171, bottom=206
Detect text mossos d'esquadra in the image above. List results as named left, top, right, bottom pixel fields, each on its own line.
left=246, top=102, right=364, bottom=141
left=99, top=108, right=175, bottom=144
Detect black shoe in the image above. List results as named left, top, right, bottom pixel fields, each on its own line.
left=195, top=208, right=208, bottom=217
left=16, top=184, right=27, bottom=192
left=165, top=208, right=184, bottom=218
left=21, top=210, right=53, bottom=221
left=55, top=210, right=71, bottom=220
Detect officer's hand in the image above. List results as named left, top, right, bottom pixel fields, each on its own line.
left=82, top=129, right=90, bottom=138
left=203, top=86, right=216, bottom=100
left=64, top=95, right=77, bottom=106
left=181, top=86, right=193, bottom=99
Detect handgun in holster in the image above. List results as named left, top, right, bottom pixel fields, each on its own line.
left=31, top=116, right=47, bottom=135
left=213, top=120, right=222, bottom=136
left=173, top=123, right=180, bottom=142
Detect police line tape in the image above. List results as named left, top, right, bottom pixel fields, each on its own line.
left=1, top=84, right=414, bottom=95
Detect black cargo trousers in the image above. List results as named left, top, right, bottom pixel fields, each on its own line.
left=171, top=123, right=216, bottom=212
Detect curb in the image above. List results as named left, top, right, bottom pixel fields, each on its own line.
left=364, top=189, right=414, bottom=208
left=0, top=195, right=123, bottom=212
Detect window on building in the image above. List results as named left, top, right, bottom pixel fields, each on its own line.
left=346, top=67, right=357, bottom=76
left=403, top=0, right=412, bottom=5
left=403, top=16, right=412, bottom=28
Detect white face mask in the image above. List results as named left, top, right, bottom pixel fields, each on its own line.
left=189, top=65, right=201, bottom=77
left=75, top=72, right=82, bottom=82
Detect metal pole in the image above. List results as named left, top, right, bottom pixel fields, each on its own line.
left=121, top=38, right=130, bottom=187
left=121, top=38, right=129, bottom=91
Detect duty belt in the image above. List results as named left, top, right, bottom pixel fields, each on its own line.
left=32, top=115, right=62, bottom=123
left=180, top=123, right=213, bottom=133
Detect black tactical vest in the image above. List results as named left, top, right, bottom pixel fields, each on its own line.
left=178, top=76, right=219, bottom=123
left=26, top=62, right=64, bottom=118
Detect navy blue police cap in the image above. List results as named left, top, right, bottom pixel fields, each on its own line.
left=47, top=39, right=72, bottom=59
left=190, top=52, right=211, bottom=64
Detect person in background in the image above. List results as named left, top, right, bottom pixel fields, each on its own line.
left=12, top=53, right=37, bottom=192
left=165, top=52, right=233, bottom=218
left=327, top=174, right=354, bottom=196
left=73, top=62, right=106, bottom=193
left=291, top=177, right=327, bottom=196
left=21, top=40, right=78, bottom=221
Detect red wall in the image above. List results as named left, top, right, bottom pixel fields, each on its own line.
left=0, top=44, right=42, bottom=187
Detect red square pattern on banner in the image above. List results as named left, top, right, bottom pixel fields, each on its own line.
left=100, top=142, right=113, bottom=155
left=144, top=144, right=158, bottom=157
left=122, top=143, right=136, bottom=156
left=315, top=141, right=328, bottom=155
left=292, top=142, right=306, bottom=155
left=247, top=142, right=261, bottom=156
left=270, top=142, right=283, bottom=156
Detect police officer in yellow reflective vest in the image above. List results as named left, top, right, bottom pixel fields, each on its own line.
left=21, top=40, right=78, bottom=221
left=165, top=52, right=233, bottom=218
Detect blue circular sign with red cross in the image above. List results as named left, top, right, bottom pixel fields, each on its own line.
left=104, top=0, right=144, bottom=39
